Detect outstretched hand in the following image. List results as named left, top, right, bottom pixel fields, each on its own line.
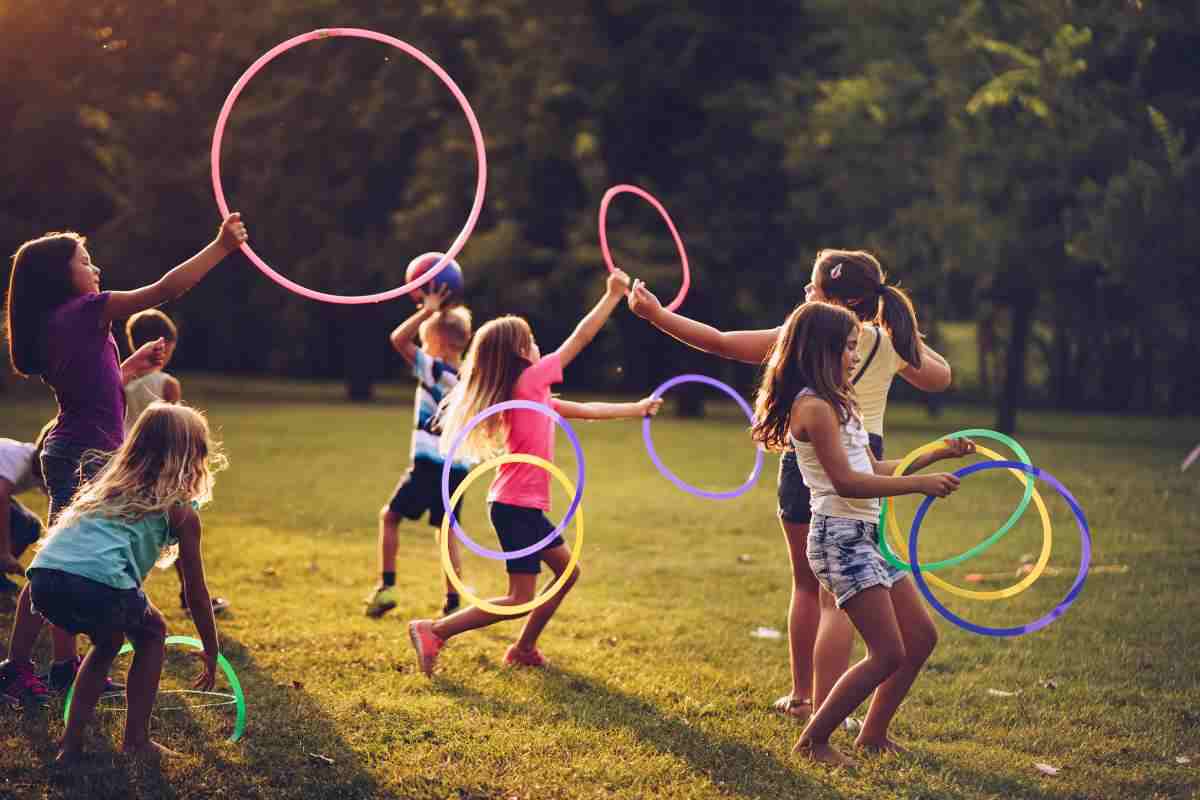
left=415, top=284, right=453, bottom=312
left=193, top=651, right=217, bottom=692
left=606, top=268, right=631, bottom=298
left=627, top=279, right=663, bottom=319
left=217, top=212, right=249, bottom=252
left=125, top=337, right=167, bottom=379
left=636, top=396, right=664, bottom=417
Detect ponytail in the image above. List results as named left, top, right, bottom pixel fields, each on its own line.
left=877, top=284, right=922, bottom=368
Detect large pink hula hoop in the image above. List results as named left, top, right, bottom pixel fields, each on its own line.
left=211, top=28, right=488, bottom=305
left=598, top=184, right=691, bottom=312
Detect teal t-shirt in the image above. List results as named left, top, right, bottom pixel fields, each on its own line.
left=29, top=510, right=177, bottom=590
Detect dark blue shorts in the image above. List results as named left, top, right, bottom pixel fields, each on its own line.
left=387, top=459, right=469, bottom=528
left=8, top=498, right=42, bottom=558
left=488, top=502, right=565, bottom=575
left=778, top=434, right=884, bottom=525
left=27, top=568, right=151, bottom=640
left=41, top=439, right=110, bottom=525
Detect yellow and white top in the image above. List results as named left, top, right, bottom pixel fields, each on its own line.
left=852, top=324, right=907, bottom=436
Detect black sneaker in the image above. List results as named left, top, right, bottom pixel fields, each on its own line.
left=44, top=656, right=124, bottom=696
left=0, top=659, right=50, bottom=709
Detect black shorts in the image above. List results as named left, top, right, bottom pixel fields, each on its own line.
left=488, top=502, right=565, bottom=575
left=778, top=434, right=884, bottom=525
left=387, top=459, right=470, bottom=528
left=27, top=568, right=152, bottom=639
left=8, top=498, right=42, bottom=559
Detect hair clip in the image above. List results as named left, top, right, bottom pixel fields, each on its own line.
left=830, top=263, right=844, bottom=280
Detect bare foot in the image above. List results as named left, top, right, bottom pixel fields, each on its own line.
left=855, top=736, right=910, bottom=755
left=793, top=738, right=857, bottom=768
left=772, top=694, right=812, bottom=720
left=122, top=740, right=186, bottom=759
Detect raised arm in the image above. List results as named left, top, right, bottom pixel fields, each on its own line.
left=627, top=280, right=777, bottom=364
left=388, top=286, right=451, bottom=365
left=553, top=269, right=629, bottom=370
left=102, top=214, right=248, bottom=324
left=898, top=342, right=952, bottom=392
left=171, top=505, right=219, bottom=691
left=553, top=396, right=663, bottom=421
left=796, top=397, right=959, bottom=499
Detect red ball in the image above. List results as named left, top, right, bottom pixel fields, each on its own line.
left=405, top=252, right=464, bottom=302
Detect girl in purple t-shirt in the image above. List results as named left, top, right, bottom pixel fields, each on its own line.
left=0, top=213, right=248, bottom=707
left=407, top=269, right=662, bottom=676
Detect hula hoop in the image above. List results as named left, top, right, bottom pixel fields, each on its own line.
left=599, top=184, right=690, bottom=311
left=880, top=444, right=1052, bottom=600
left=64, top=635, right=246, bottom=743
left=909, top=461, right=1090, bottom=637
left=440, top=454, right=583, bottom=615
left=95, top=689, right=237, bottom=713
left=211, top=28, right=487, bottom=305
left=642, top=374, right=763, bottom=500
left=441, top=400, right=585, bottom=561
left=880, top=429, right=1034, bottom=571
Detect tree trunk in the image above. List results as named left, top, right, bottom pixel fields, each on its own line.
left=995, top=296, right=1035, bottom=435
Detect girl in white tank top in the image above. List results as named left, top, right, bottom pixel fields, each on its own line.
left=751, top=301, right=974, bottom=766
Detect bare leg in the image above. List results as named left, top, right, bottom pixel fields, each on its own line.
left=794, top=586, right=905, bottom=766
left=856, top=578, right=937, bottom=752
left=812, top=588, right=855, bottom=709
left=6, top=584, right=44, bottom=666
left=776, top=520, right=817, bottom=714
left=58, top=630, right=123, bottom=760
left=513, top=545, right=579, bottom=653
left=121, top=604, right=179, bottom=756
left=378, top=507, right=401, bottom=578
left=431, top=573, right=538, bottom=640
left=439, top=523, right=465, bottom=595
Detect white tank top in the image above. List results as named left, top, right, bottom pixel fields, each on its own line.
left=124, top=371, right=171, bottom=434
left=788, top=389, right=881, bottom=523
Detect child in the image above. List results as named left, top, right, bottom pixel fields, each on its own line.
left=0, top=212, right=246, bottom=702
left=125, top=309, right=230, bottom=617
left=750, top=301, right=972, bottom=766
left=364, top=284, right=475, bottom=618
left=407, top=269, right=661, bottom=674
left=0, top=421, right=55, bottom=596
left=628, top=248, right=952, bottom=722
left=25, top=403, right=224, bottom=761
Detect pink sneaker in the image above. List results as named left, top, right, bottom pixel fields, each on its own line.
left=503, top=644, right=547, bottom=668
left=407, top=620, right=444, bottom=677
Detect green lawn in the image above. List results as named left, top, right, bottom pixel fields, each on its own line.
left=2, top=376, right=1198, bottom=799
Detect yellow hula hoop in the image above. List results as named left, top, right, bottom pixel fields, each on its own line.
left=439, top=454, right=583, bottom=616
left=886, top=443, right=1052, bottom=600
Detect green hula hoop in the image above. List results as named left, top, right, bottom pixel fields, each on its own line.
left=63, top=635, right=246, bottom=743
left=878, top=428, right=1034, bottom=572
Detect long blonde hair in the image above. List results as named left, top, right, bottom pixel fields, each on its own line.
left=437, top=315, right=534, bottom=461
left=46, top=404, right=227, bottom=565
left=751, top=302, right=861, bottom=451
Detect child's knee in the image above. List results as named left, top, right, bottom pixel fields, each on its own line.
left=907, top=620, right=938, bottom=664
left=130, top=607, right=167, bottom=645
left=871, top=640, right=906, bottom=676
left=511, top=585, right=537, bottom=604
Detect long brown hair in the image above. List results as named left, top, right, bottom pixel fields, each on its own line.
left=5, top=232, right=86, bottom=377
left=812, top=249, right=923, bottom=368
left=752, top=302, right=860, bottom=451
left=436, top=315, right=534, bottom=461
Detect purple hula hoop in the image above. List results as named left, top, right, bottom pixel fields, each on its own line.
left=909, top=460, right=1090, bottom=637
left=441, top=400, right=585, bottom=560
left=642, top=374, right=764, bottom=500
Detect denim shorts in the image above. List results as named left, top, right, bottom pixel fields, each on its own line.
left=40, top=439, right=111, bottom=525
left=27, top=568, right=151, bottom=639
left=806, top=513, right=906, bottom=608
left=488, top=502, right=565, bottom=575
left=779, top=434, right=883, bottom=525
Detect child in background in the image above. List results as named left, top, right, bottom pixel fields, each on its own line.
left=0, top=212, right=247, bottom=702
left=0, top=421, right=55, bottom=597
left=750, top=301, right=972, bottom=766
left=407, top=269, right=662, bottom=675
left=364, top=285, right=475, bottom=618
left=26, top=403, right=225, bottom=761
left=124, top=308, right=230, bottom=617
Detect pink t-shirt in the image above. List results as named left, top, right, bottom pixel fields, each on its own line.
left=487, top=353, right=563, bottom=510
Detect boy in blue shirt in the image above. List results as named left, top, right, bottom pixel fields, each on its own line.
left=364, top=286, right=474, bottom=617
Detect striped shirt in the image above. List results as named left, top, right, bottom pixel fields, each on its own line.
left=410, top=349, right=470, bottom=468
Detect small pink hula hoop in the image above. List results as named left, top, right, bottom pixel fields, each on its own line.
left=211, top=28, right=487, bottom=305
left=598, top=184, right=690, bottom=312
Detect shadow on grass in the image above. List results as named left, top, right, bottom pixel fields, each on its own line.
left=0, top=630, right=385, bottom=800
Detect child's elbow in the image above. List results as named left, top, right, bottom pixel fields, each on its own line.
left=830, top=476, right=857, bottom=497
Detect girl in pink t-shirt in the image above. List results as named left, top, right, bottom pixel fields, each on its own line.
left=407, top=269, right=661, bottom=675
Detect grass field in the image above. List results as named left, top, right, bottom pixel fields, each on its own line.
left=1, top=375, right=1198, bottom=799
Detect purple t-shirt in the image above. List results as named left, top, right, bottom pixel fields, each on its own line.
left=42, top=292, right=125, bottom=452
